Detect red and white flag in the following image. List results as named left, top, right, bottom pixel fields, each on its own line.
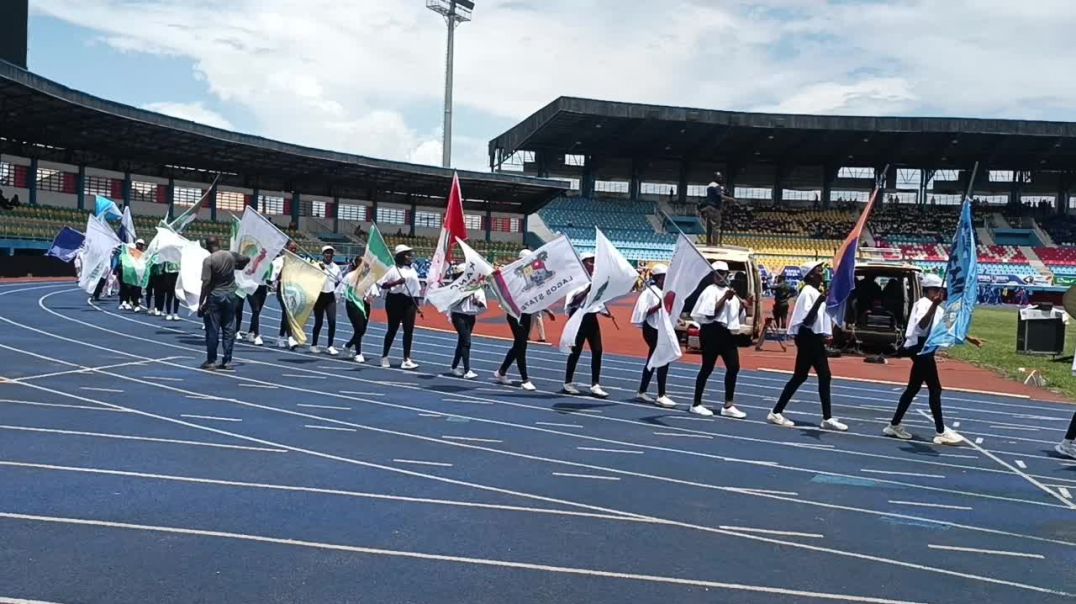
left=427, top=173, right=468, bottom=291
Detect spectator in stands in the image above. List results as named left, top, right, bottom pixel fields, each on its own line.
left=197, top=236, right=250, bottom=371
left=379, top=244, right=422, bottom=370
left=632, top=264, right=675, bottom=408
left=449, top=263, right=485, bottom=380
left=0, top=191, right=20, bottom=210
left=310, top=245, right=342, bottom=356
left=688, top=261, right=747, bottom=419
left=562, top=253, right=610, bottom=398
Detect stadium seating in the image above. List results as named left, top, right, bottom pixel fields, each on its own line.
left=1034, top=247, right=1076, bottom=266
left=868, top=205, right=960, bottom=244
left=540, top=196, right=676, bottom=262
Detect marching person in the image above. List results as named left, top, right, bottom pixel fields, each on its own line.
left=272, top=242, right=300, bottom=349
left=495, top=250, right=551, bottom=391
left=235, top=267, right=269, bottom=345
left=310, top=245, right=341, bottom=355
left=145, top=259, right=160, bottom=315
left=688, top=261, right=748, bottom=418
left=562, top=252, right=609, bottom=398
left=124, top=238, right=148, bottom=313
left=197, top=236, right=249, bottom=371
left=341, top=258, right=379, bottom=363
left=1058, top=413, right=1076, bottom=460
left=379, top=244, right=423, bottom=369
left=449, top=263, right=486, bottom=379
left=632, top=263, right=675, bottom=408
left=767, top=260, right=848, bottom=431
left=883, top=273, right=981, bottom=445
left=155, top=259, right=181, bottom=321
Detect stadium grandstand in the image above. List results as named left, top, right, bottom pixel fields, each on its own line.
left=490, top=96, right=1076, bottom=292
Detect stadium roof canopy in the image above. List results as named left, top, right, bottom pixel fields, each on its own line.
left=490, top=96, right=1076, bottom=173
left=0, top=61, right=568, bottom=213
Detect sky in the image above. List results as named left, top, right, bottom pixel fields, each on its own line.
left=25, top=0, right=1076, bottom=171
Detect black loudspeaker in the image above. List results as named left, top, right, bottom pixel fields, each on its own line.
left=1016, top=312, right=1065, bottom=356
left=0, top=0, right=28, bottom=68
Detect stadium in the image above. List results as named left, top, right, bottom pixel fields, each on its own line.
left=2, top=3, right=1076, bottom=604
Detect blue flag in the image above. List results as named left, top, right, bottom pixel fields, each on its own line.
left=922, top=198, right=978, bottom=354
left=46, top=227, right=85, bottom=263
left=94, top=195, right=123, bottom=223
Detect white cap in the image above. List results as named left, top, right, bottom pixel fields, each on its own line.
left=453, top=263, right=467, bottom=273
left=321, top=245, right=335, bottom=253
left=711, top=260, right=729, bottom=272
left=394, top=244, right=413, bottom=255
left=650, top=263, right=669, bottom=276
left=801, top=260, right=825, bottom=275
left=921, top=273, right=943, bottom=288
left=518, top=249, right=532, bottom=259
left=135, top=238, right=145, bottom=246
left=581, top=252, right=596, bottom=261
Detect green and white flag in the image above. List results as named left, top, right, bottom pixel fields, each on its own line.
left=336, top=224, right=393, bottom=317
left=233, top=207, right=289, bottom=297
left=120, top=245, right=151, bottom=288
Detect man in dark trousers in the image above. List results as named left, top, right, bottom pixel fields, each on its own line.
left=700, top=172, right=736, bottom=245
left=771, top=274, right=794, bottom=329
left=198, top=236, right=249, bottom=371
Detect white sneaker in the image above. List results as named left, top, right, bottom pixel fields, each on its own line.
left=381, top=357, right=391, bottom=368
left=463, top=370, right=478, bottom=380
left=590, top=385, right=609, bottom=398
left=689, top=404, right=714, bottom=417
left=247, top=333, right=257, bottom=343
left=310, top=345, right=320, bottom=354
left=288, top=336, right=299, bottom=349
left=452, top=367, right=465, bottom=377
left=655, top=395, right=677, bottom=408
left=401, top=359, right=419, bottom=370
left=277, top=337, right=288, bottom=349
left=327, top=346, right=339, bottom=356
left=354, top=354, right=365, bottom=364
left=883, top=424, right=913, bottom=440
left=562, top=383, right=581, bottom=395
left=933, top=429, right=964, bottom=446
left=821, top=417, right=848, bottom=432
left=720, top=405, right=747, bottom=419
left=1055, top=440, right=1076, bottom=459
left=170, top=314, right=179, bottom=321
left=253, top=335, right=264, bottom=346
left=635, top=392, right=655, bottom=403
left=495, top=372, right=511, bottom=385
left=767, top=412, right=795, bottom=428
left=119, top=302, right=129, bottom=311
left=133, top=305, right=143, bottom=313
left=520, top=381, right=537, bottom=391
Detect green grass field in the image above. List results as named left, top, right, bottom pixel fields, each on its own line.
left=948, top=307, right=1076, bottom=401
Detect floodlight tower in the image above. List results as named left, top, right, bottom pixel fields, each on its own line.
left=426, top=0, right=474, bottom=168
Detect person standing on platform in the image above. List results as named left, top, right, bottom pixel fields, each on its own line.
left=449, top=263, right=485, bottom=379
left=562, top=253, right=609, bottom=399
left=688, top=261, right=748, bottom=418
left=379, top=244, right=422, bottom=369
left=767, top=260, right=848, bottom=431
left=632, top=263, right=676, bottom=408
left=198, top=236, right=249, bottom=371
left=310, top=245, right=341, bottom=355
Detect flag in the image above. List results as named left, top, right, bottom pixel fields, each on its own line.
left=280, top=253, right=326, bottom=346
left=426, top=173, right=468, bottom=290
left=167, top=188, right=209, bottom=233
left=426, top=238, right=494, bottom=313
left=826, top=187, right=880, bottom=327
left=558, top=229, right=639, bottom=353
left=490, top=235, right=589, bottom=319
left=648, top=305, right=682, bottom=370
left=120, top=245, right=151, bottom=287
left=922, top=198, right=979, bottom=354
left=46, top=227, right=85, bottom=263
left=78, top=215, right=122, bottom=294
left=175, top=241, right=209, bottom=310
left=662, top=234, right=713, bottom=320
left=119, top=206, right=137, bottom=244
left=94, top=195, right=122, bottom=223
left=228, top=214, right=241, bottom=252
left=232, top=207, right=289, bottom=297
left=335, top=224, right=394, bottom=318
left=146, top=226, right=189, bottom=265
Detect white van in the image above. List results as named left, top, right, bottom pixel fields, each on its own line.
left=675, top=244, right=763, bottom=351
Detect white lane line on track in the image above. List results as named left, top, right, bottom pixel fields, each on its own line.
left=653, top=432, right=712, bottom=439
left=393, top=459, right=453, bottom=467
left=0, top=424, right=284, bottom=452
left=974, top=437, right=984, bottom=444
left=282, top=373, right=325, bottom=379
left=340, top=390, right=383, bottom=396
left=304, top=424, right=356, bottom=432
left=418, top=413, right=443, bottom=417
left=239, top=383, right=278, bottom=389
left=1014, top=460, right=1027, bottom=469
left=889, top=500, right=973, bottom=511
left=442, top=436, right=503, bottom=444
left=297, top=404, right=352, bottom=411
left=180, top=414, right=242, bottom=423
left=0, top=399, right=129, bottom=413
left=553, top=472, right=620, bottom=481
left=1059, top=487, right=1073, bottom=499
left=719, top=526, right=823, bottom=539
left=861, top=469, right=945, bottom=479
left=987, top=425, right=1040, bottom=432
left=577, top=447, right=643, bottom=454
left=736, top=488, right=800, bottom=496
left=443, top=398, right=493, bottom=405
left=144, top=376, right=184, bottom=382
left=535, top=422, right=583, bottom=429
left=927, top=544, right=1044, bottom=559
left=78, top=387, right=123, bottom=393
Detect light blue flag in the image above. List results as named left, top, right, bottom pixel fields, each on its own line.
left=921, top=198, right=978, bottom=354
left=94, top=195, right=122, bottom=223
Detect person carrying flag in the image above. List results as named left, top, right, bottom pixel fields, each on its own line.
left=688, top=261, right=747, bottom=418
left=767, top=260, right=848, bottom=431
left=310, top=245, right=342, bottom=355
left=494, top=249, right=552, bottom=392
left=632, top=263, right=675, bottom=408
left=562, top=252, right=609, bottom=398
left=883, top=273, right=981, bottom=445
left=272, top=242, right=300, bottom=349
left=197, top=235, right=250, bottom=371
left=1058, top=415, right=1076, bottom=460
left=448, top=263, right=485, bottom=379
left=341, top=257, right=379, bottom=363
left=121, top=238, right=148, bottom=312
left=156, top=259, right=181, bottom=321
left=379, top=244, right=423, bottom=369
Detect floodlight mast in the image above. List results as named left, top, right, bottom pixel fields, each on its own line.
left=426, top=0, right=473, bottom=168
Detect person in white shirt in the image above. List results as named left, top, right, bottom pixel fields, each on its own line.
left=379, top=244, right=423, bottom=370
left=884, top=273, right=981, bottom=445
left=688, top=261, right=747, bottom=418
left=495, top=249, right=552, bottom=391
left=767, top=260, right=848, bottom=431
left=448, top=264, right=486, bottom=379
left=273, top=242, right=300, bottom=349
left=310, top=245, right=342, bottom=355
left=340, top=257, right=380, bottom=363
left=562, top=253, right=610, bottom=398
left=632, top=264, right=675, bottom=408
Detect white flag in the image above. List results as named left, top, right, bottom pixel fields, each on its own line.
left=426, top=239, right=494, bottom=313
left=648, top=306, right=682, bottom=370
left=78, top=214, right=122, bottom=294
left=146, top=226, right=189, bottom=265
left=175, top=241, right=210, bottom=311
left=119, top=206, right=137, bottom=244
left=490, top=235, right=588, bottom=319
left=664, top=234, right=712, bottom=321
left=233, top=207, right=290, bottom=297
left=558, top=229, right=639, bottom=353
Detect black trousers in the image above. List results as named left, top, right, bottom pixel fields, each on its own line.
left=451, top=313, right=476, bottom=372
left=639, top=323, right=669, bottom=397
left=92, top=277, right=107, bottom=301
left=891, top=347, right=946, bottom=433
left=382, top=293, right=416, bottom=358
left=344, top=300, right=368, bottom=354
left=772, top=329, right=833, bottom=420
left=123, top=283, right=142, bottom=307
left=312, top=291, right=337, bottom=347
left=565, top=313, right=603, bottom=385
left=155, top=272, right=179, bottom=314
left=1067, top=412, right=1076, bottom=441
left=236, top=285, right=268, bottom=336
left=204, top=293, right=238, bottom=365
left=498, top=313, right=532, bottom=381
left=276, top=287, right=292, bottom=338
left=144, top=273, right=157, bottom=309
left=693, top=322, right=739, bottom=406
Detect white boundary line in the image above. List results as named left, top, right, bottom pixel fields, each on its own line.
left=759, top=367, right=1032, bottom=399
left=888, top=501, right=972, bottom=511
left=927, top=544, right=1044, bottom=559
left=718, top=526, right=823, bottom=539
left=553, top=472, right=620, bottom=481
left=0, top=424, right=284, bottom=453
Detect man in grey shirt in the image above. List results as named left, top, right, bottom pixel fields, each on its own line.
left=198, top=236, right=250, bottom=370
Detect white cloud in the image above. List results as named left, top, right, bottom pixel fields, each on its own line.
left=30, top=0, right=1076, bottom=169
left=141, top=101, right=233, bottom=130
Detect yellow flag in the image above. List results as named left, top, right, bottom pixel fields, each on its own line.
left=281, top=254, right=325, bottom=346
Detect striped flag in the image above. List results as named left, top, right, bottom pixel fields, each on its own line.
left=337, top=224, right=394, bottom=318
left=825, top=188, right=879, bottom=327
